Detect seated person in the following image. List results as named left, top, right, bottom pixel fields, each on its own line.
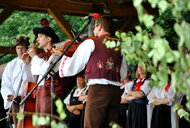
left=63, top=73, right=87, bottom=128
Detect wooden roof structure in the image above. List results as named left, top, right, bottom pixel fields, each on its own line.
left=0, top=0, right=157, bottom=39
left=0, top=0, right=157, bottom=78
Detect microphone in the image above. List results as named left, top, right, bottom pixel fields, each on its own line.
left=81, top=13, right=100, bottom=20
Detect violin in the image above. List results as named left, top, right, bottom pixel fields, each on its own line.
left=51, top=36, right=96, bottom=57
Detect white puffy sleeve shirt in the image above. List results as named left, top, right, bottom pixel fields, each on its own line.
left=1, top=58, right=34, bottom=109
left=59, top=39, right=128, bottom=86
left=30, top=54, right=61, bottom=86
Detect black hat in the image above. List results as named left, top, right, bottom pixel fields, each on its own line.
left=33, top=26, right=60, bottom=43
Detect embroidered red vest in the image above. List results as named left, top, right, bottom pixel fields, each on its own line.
left=85, top=34, right=122, bottom=82
left=38, top=50, right=64, bottom=96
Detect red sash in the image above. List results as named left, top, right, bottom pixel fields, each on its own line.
left=164, top=83, right=171, bottom=92
left=134, top=78, right=144, bottom=91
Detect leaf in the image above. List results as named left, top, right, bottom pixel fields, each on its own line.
left=148, top=66, right=157, bottom=73
left=165, top=52, right=174, bottom=63
left=136, top=33, right=143, bottom=42
left=16, top=113, right=25, bottom=120
left=121, top=32, right=127, bottom=40
left=153, top=25, right=165, bottom=36
left=135, top=25, right=142, bottom=32
left=60, top=112, right=67, bottom=120
left=115, top=31, right=120, bottom=38
left=177, top=108, right=188, bottom=118
left=133, top=0, right=143, bottom=7
left=32, top=115, right=38, bottom=126
left=143, top=14, right=154, bottom=27
left=55, top=99, right=67, bottom=120
left=148, top=0, right=159, bottom=8
left=50, top=120, right=57, bottom=128
left=158, top=0, right=168, bottom=12
left=55, top=99, right=63, bottom=113
left=38, top=116, right=48, bottom=125
left=56, top=122, right=67, bottom=128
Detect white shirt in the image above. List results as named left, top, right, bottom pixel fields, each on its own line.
left=30, top=54, right=61, bottom=86
left=147, top=85, right=179, bottom=128
left=1, top=57, right=34, bottom=109
left=123, top=78, right=151, bottom=96
left=147, top=85, right=176, bottom=106
left=59, top=39, right=128, bottom=86
left=64, top=87, right=87, bottom=105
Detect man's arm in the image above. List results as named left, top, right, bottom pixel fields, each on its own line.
left=59, top=39, right=95, bottom=77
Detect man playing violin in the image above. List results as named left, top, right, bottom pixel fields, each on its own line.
left=27, top=26, right=67, bottom=128
left=57, top=15, right=128, bottom=128
left=1, top=36, right=34, bottom=128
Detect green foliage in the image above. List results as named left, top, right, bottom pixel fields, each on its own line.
left=55, top=99, right=67, bottom=120
left=0, top=10, right=86, bottom=64
left=106, top=0, right=190, bottom=122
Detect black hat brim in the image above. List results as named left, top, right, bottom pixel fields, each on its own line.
left=33, top=27, right=60, bottom=43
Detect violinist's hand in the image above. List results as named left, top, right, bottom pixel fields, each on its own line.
left=52, top=48, right=62, bottom=56
left=28, top=48, right=37, bottom=58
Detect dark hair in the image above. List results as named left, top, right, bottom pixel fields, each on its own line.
left=77, top=73, right=85, bottom=79
left=95, top=15, right=113, bottom=33
left=15, top=36, right=30, bottom=48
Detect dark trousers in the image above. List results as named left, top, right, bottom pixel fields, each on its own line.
left=84, top=84, right=122, bottom=128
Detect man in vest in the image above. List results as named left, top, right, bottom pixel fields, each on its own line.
left=27, top=26, right=66, bottom=128
left=58, top=15, right=128, bottom=128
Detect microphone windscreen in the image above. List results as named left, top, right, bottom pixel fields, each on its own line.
left=91, top=13, right=100, bottom=19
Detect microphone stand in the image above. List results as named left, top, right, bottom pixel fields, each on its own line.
left=19, top=18, right=93, bottom=123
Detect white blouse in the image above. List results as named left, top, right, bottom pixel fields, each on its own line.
left=147, top=85, right=176, bottom=106
left=123, top=78, right=152, bottom=96
left=147, top=85, right=179, bottom=128
left=64, top=87, right=87, bottom=105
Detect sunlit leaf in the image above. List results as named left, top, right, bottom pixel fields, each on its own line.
left=135, top=25, right=142, bottom=32
left=16, top=113, right=24, bottom=120
left=121, top=32, right=127, bottom=40
left=165, top=52, right=174, bottom=63
left=115, top=31, right=120, bottom=38
left=50, top=120, right=57, bottom=128
left=158, top=0, right=168, bottom=12
left=32, top=115, right=38, bottom=126
left=38, top=116, right=48, bottom=125
left=133, top=0, right=143, bottom=7
left=143, top=14, right=154, bottom=27
left=136, top=33, right=143, bottom=42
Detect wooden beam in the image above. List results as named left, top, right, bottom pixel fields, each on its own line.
left=0, top=46, right=43, bottom=54
left=0, top=0, right=136, bottom=17
left=120, top=16, right=138, bottom=32
left=47, top=9, right=75, bottom=40
left=0, top=6, right=15, bottom=25
left=0, top=46, right=17, bottom=54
